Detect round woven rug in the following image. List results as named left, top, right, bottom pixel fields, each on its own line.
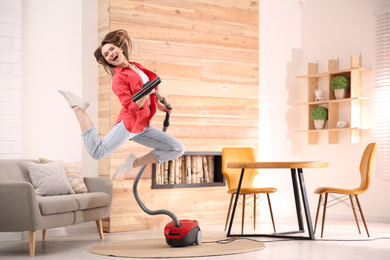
left=90, top=237, right=265, bottom=258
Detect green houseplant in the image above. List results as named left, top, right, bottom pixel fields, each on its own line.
left=331, top=75, right=350, bottom=99
left=311, top=106, right=328, bottom=129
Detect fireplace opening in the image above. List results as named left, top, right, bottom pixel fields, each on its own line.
left=152, top=152, right=225, bottom=189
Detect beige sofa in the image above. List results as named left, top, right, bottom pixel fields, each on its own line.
left=0, top=159, right=113, bottom=256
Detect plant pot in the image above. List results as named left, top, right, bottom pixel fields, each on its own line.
left=314, top=120, right=326, bottom=130
left=334, top=89, right=347, bottom=99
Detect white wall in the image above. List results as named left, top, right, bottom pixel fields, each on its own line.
left=259, top=0, right=302, bottom=219
left=81, top=0, right=99, bottom=177
left=0, top=0, right=21, bottom=159
left=299, top=0, right=390, bottom=222
left=21, top=0, right=98, bottom=176
left=0, top=0, right=98, bottom=243
left=260, top=0, right=390, bottom=222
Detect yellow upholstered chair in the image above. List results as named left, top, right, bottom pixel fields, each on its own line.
left=314, top=142, right=378, bottom=238
left=222, top=147, right=277, bottom=234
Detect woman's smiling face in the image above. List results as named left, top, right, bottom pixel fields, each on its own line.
left=101, top=43, right=127, bottom=67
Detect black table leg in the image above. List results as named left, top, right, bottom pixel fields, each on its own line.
left=291, top=168, right=304, bottom=231
left=227, top=168, right=245, bottom=237
left=297, top=168, right=315, bottom=240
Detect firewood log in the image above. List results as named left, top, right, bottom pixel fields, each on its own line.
left=186, top=155, right=191, bottom=184
left=202, top=156, right=210, bottom=183
left=191, top=156, right=197, bottom=183
left=163, top=161, right=169, bottom=184
left=170, top=160, right=175, bottom=184
left=176, top=158, right=181, bottom=184
left=196, top=156, right=203, bottom=183
left=181, top=156, right=186, bottom=184
left=156, top=163, right=161, bottom=185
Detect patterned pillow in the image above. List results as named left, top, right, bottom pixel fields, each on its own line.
left=25, top=160, right=75, bottom=196
left=39, top=158, right=88, bottom=193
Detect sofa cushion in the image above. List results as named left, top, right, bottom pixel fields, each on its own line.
left=25, top=160, right=75, bottom=196
left=37, top=192, right=109, bottom=215
left=39, top=158, right=88, bottom=194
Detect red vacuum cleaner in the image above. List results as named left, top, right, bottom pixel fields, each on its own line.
left=132, top=77, right=202, bottom=247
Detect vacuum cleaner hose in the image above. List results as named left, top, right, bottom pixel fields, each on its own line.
left=132, top=111, right=181, bottom=227
left=133, top=164, right=181, bottom=227
left=162, top=111, right=170, bottom=132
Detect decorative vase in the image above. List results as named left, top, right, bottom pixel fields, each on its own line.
left=314, top=120, right=326, bottom=130
left=337, top=120, right=348, bottom=128
left=334, top=89, right=347, bottom=99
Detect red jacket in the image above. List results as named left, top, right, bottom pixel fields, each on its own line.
left=112, top=62, right=159, bottom=133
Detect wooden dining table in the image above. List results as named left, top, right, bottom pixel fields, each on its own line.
left=227, top=161, right=328, bottom=240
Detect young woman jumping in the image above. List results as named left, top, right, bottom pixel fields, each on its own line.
left=59, top=29, right=184, bottom=180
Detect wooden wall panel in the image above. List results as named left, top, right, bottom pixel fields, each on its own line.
left=98, top=0, right=259, bottom=232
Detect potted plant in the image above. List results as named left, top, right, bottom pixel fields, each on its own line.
left=331, top=75, right=350, bottom=99
left=310, top=106, right=328, bottom=129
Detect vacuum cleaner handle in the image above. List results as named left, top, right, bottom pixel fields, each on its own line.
left=132, top=77, right=161, bottom=102
left=133, top=76, right=172, bottom=111
left=154, top=91, right=172, bottom=110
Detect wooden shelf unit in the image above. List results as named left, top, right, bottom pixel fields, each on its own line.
left=296, top=55, right=371, bottom=144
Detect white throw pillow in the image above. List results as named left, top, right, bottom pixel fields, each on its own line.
left=25, top=160, right=75, bottom=196
left=39, top=158, right=88, bottom=193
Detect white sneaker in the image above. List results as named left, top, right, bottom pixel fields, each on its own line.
left=112, top=153, right=137, bottom=180
left=58, top=89, right=90, bottom=111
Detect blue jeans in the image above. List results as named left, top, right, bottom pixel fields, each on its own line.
left=81, top=120, right=185, bottom=163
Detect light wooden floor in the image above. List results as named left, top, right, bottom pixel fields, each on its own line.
left=0, top=218, right=389, bottom=259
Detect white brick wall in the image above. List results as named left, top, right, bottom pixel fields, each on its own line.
left=0, top=0, right=21, bottom=159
